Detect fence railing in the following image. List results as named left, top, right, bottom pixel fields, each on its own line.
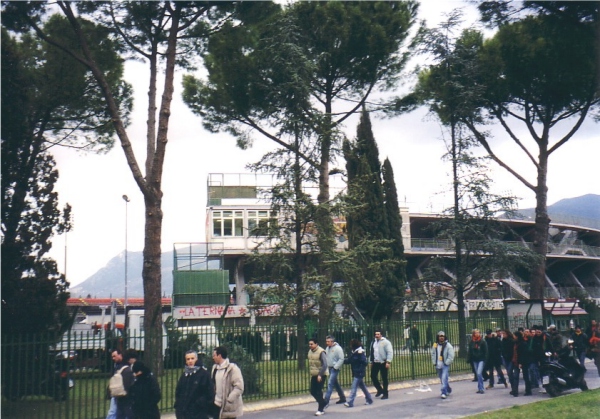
left=1, top=316, right=506, bottom=419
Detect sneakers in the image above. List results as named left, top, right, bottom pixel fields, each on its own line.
left=476, top=390, right=484, bottom=394
left=441, top=394, right=447, bottom=399
left=365, top=400, right=373, bottom=405
left=539, top=388, right=546, bottom=394
left=375, top=391, right=383, bottom=397
left=315, top=411, right=325, bottom=416
left=335, top=399, right=347, bottom=404
left=343, top=402, right=352, bottom=408
left=381, top=395, right=389, bottom=400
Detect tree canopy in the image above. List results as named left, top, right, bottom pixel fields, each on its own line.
left=406, top=7, right=599, bottom=299
left=1, top=16, right=128, bottom=334
left=184, top=0, right=420, bottom=333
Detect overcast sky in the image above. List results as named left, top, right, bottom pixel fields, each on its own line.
left=46, top=1, right=600, bottom=288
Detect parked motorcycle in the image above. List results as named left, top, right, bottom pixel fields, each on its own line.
left=540, top=339, right=588, bottom=397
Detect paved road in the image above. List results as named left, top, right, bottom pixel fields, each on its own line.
left=241, top=361, right=599, bottom=419
left=161, top=360, right=599, bottom=419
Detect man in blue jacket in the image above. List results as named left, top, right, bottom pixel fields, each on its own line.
left=431, top=331, right=455, bottom=399
left=369, top=329, right=393, bottom=399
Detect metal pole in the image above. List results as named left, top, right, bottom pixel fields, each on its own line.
left=122, top=195, right=130, bottom=314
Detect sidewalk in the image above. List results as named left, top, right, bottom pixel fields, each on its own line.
left=162, top=360, right=599, bottom=418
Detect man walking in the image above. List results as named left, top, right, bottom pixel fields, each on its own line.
left=369, top=329, right=393, bottom=400
left=211, top=346, right=244, bottom=419
left=484, top=329, right=507, bottom=389
left=308, top=339, right=328, bottom=416
left=431, top=331, right=454, bottom=399
left=108, top=349, right=134, bottom=419
left=324, top=335, right=346, bottom=407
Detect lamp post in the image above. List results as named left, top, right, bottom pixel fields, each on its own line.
left=122, top=195, right=130, bottom=315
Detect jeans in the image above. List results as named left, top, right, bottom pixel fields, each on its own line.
left=310, top=376, right=326, bottom=412
left=502, top=359, right=514, bottom=389
left=346, top=376, right=373, bottom=407
left=324, top=367, right=345, bottom=402
left=472, top=361, right=485, bottom=392
left=436, top=365, right=450, bottom=396
left=528, top=362, right=540, bottom=387
left=371, top=362, right=389, bottom=396
left=577, top=351, right=587, bottom=369
left=106, top=398, right=117, bottom=419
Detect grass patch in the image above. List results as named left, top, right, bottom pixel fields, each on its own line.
left=465, top=388, right=600, bottom=419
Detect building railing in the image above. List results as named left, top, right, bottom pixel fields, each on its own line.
left=2, top=316, right=507, bottom=419
left=409, top=239, right=600, bottom=258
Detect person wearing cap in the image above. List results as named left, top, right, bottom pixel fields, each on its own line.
left=570, top=325, right=589, bottom=369
left=129, top=361, right=161, bottom=419
left=431, top=331, right=454, bottom=399
left=547, top=324, right=563, bottom=358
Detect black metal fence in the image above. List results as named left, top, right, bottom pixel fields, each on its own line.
left=1, top=315, right=505, bottom=419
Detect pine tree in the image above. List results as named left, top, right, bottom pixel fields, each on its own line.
left=343, top=110, right=406, bottom=320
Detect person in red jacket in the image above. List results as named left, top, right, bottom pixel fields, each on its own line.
left=587, top=320, right=600, bottom=376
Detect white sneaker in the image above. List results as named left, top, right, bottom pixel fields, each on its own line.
left=315, top=411, right=325, bottom=416
left=441, top=394, right=447, bottom=399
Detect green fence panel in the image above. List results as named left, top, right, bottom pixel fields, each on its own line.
left=1, top=315, right=507, bottom=418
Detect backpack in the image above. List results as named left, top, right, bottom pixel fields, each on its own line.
left=109, top=366, right=129, bottom=397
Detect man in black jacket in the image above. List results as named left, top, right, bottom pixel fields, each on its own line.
left=174, top=350, right=214, bottom=419
left=110, top=349, right=134, bottom=419
left=485, top=330, right=506, bottom=389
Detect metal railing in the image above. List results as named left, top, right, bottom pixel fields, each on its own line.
left=1, top=316, right=506, bottom=419
left=409, top=239, right=600, bottom=258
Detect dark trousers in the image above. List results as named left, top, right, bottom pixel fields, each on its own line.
left=371, top=362, right=389, bottom=395
left=115, top=397, right=133, bottom=419
left=487, top=360, right=506, bottom=385
left=511, top=364, right=531, bottom=395
left=310, top=376, right=326, bottom=412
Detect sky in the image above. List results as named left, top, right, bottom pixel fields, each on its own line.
left=46, top=1, right=600, bottom=289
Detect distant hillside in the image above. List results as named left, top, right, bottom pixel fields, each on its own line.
left=69, top=251, right=174, bottom=298
left=513, top=194, right=600, bottom=228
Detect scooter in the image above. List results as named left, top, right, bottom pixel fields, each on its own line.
left=540, top=339, right=588, bottom=397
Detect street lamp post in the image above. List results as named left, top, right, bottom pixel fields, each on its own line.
left=122, top=195, right=130, bottom=316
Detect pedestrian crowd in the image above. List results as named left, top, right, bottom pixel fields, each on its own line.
left=104, top=320, right=600, bottom=419
left=464, top=321, right=600, bottom=399
left=308, top=329, right=392, bottom=416
left=106, top=346, right=244, bottom=419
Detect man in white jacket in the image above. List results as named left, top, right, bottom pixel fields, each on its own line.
left=431, top=331, right=455, bottom=399
left=369, top=329, right=393, bottom=399
left=212, top=346, right=244, bottom=418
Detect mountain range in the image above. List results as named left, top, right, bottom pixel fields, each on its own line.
left=69, top=194, right=600, bottom=298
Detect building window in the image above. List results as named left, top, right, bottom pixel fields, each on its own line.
left=248, top=210, right=270, bottom=236
left=212, top=210, right=244, bottom=237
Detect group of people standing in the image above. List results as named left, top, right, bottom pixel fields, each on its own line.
left=308, top=329, right=393, bottom=416
left=106, top=346, right=244, bottom=419
left=467, top=321, right=600, bottom=398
